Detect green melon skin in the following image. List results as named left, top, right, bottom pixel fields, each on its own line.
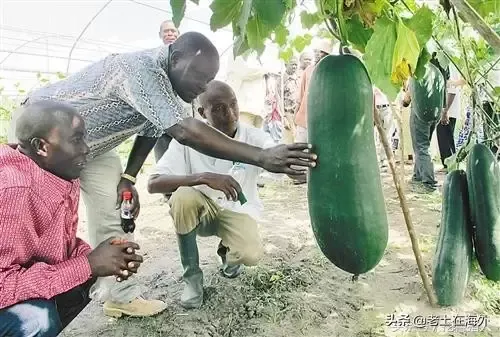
left=467, top=143, right=500, bottom=281
left=307, top=54, right=389, bottom=275
left=433, top=170, right=473, bottom=306
left=409, top=62, right=445, bottom=123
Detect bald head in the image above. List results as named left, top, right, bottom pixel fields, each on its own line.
left=168, top=32, right=220, bottom=103
left=159, top=20, right=178, bottom=45
left=197, top=80, right=239, bottom=137
left=199, top=80, right=234, bottom=107
left=16, top=101, right=79, bottom=146
left=170, top=32, right=219, bottom=61
left=15, top=100, right=89, bottom=181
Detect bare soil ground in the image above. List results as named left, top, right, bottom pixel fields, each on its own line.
left=61, top=165, right=500, bottom=337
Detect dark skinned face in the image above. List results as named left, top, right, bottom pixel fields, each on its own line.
left=169, top=52, right=219, bottom=103
left=198, top=85, right=239, bottom=138
left=34, top=115, right=89, bottom=181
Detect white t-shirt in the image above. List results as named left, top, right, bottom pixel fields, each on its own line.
left=447, top=65, right=462, bottom=119
left=153, top=122, right=276, bottom=221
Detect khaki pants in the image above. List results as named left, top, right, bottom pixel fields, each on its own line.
left=80, top=150, right=142, bottom=303
left=239, top=111, right=264, bottom=129
left=8, top=107, right=141, bottom=304
left=168, top=187, right=263, bottom=266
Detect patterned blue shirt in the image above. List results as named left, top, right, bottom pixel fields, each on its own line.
left=24, top=45, right=189, bottom=158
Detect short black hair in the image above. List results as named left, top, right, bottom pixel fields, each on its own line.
left=16, top=100, right=79, bottom=145
left=170, top=32, right=219, bottom=62
left=199, top=80, right=234, bottom=108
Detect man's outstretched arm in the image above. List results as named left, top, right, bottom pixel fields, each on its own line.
left=166, top=117, right=316, bottom=176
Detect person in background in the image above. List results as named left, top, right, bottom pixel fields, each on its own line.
left=298, top=51, right=313, bottom=74
left=159, top=20, right=179, bottom=46
left=436, top=64, right=465, bottom=170
left=8, top=32, right=317, bottom=318
left=225, top=51, right=268, bottom=129
left=479, top=56, right=499, bottom=156
left=154, top=19, right=180, bottom=163
left=373, top=86, right=396, bottom=168
left=404, top=62, right=446, bottom=193
left=282, top=56, right=299, bottom=143
left=292, top=39, right=333, bottom=184
left=148, top=81, right=275, bottom=309
left=0, top=101, right=143, bottom=337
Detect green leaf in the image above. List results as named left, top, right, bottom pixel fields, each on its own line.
left=170, top=0, right=186, bottom=28
left=317, top=0, right=337, bottom=16
left=414, top=47, right=431, bottom=80
left=291, top=34, right=313, bottom=53
left=284, top=0, right=295, bottom=9
left=189, top=0, right=199, bottom=4
left=246, top=15, right=270, bottom=54
left=468, top=0, right=499, bottom=19
left=274, top=24, right=289, bottom=46
left=233, top=35, right=250, bottom=58
left=406, top=5, right=434, bottom=48
left=300, top=11, right=323, bottom=29
left=348, top=0, right=386, bottom=26
left=279, top=47, right=294, bottom=62
left=345, top=14, right=373, bottom=53
left=364, top=16, right=399, bottom=100
left=209, top=0, right=243, bottom=31
left=252, top=0, right=287, bottom=29
left=391, top=20, right=420, bottom=85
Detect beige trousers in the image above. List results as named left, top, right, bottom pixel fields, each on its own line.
left=80, top=150, right=142, bottom=303
left=168, top=187, right=264, bottom=266
left=8, top=107, right=141, bottom=303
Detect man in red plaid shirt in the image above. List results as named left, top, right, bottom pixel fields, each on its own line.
left=0, top=101, right=143, bottom=337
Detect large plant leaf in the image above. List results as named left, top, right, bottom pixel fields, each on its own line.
left=170, top=0, right=186, bottom=27
left=209, top=0, right=243, bottom=31
left=346, top=14, right=374, bottom=53
left=300, top=11, right=323, bottom=29
left=274, top=24, right=289, bottom=46
left=391, top=20, right=420, bottom=87
left=364, top=16, right=399, bottom=100
left=252, top=0, right=287, bottom=29
left=345, top=0, right=386, bottom=26
left=406, top=5, right=435, bottom=48
left=291, top=34, right=313, bottom=53
left=279, top=47, right=294, bottom=62
left=468, top=0, right=499, bottom=19
left=246, top=15, right=270, bottom=54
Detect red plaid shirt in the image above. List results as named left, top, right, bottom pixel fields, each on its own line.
left=0, top=145, right=92, bottom=309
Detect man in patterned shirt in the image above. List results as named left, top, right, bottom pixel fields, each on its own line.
left=8, top=32, right=317, bottom=318
left=0, top=101, right=143, bottom=336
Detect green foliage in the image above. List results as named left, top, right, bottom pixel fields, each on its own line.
left=176, top=0, right=496, bottom=105
left=170, top=0, right=186, bottom=27
left=405, top=5, right=435, bottom=47
left=468, top=0, right=499, bottom=20
left=209, top=0, right=242, bottom=31
left=363, top=16, right=398, bottom=99
left=300, top=11, right=323, bottom=29
left=345, top=14, right=373, bottom=52
left=391, top=19, right=420, bottom=87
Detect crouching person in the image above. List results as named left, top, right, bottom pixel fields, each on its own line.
left=148, top=81, right=277, bottom=309
left=0, top=101, right=143, bottom=337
